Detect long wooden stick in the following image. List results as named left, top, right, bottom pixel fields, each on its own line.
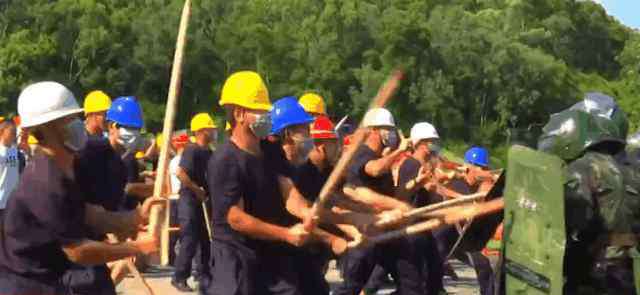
left=126, top=259, right=155, bottom=295
left=402, top=192, right=486, bottom=219
left=310, top=71, right=404, bottom=223
left=202, top=201, right=212, bottom=241
left=149, top=0, right=191, bottom=251
left=364, top=198, right=504, bottom=245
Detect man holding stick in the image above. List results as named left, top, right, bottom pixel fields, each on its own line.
left=0, top=82, right=159, bottom=295
left=171, top=113, right=217, bottom=292
left=206, top=71, right=315, bottom=295
left=335, top=107, right=425, bottom=295
left=396, top=122, right=445, bottom=295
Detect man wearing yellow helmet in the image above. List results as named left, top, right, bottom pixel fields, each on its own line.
left=206, top=71, right=318, bottom=295
left=171, top=113, right=216, bottom=292
left=299, top=93, right=327, bottom=117
left=83, top=90, right=112, bottom=139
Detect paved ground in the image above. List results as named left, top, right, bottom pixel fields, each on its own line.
left=116, top=260, right=480, bottom=295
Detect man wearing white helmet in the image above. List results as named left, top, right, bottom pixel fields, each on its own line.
left=396, top=122, right=445, bottom=294
left=335, top=108, right=425, bottom=295
left=0, top=82, right=159, bottom=295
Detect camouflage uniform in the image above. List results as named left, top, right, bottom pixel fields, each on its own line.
left=537, top=93, right=640, bottom=294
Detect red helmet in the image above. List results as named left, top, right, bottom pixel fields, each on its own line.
left=311, top=115, right=337, bottom=140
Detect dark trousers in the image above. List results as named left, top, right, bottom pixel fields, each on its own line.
left=206, top=241, right=305, bottom=295
left=434, top=226, right=494, bottom=295
left=334, top=238, right=425, bottom=295
left=61, top=264, right=116, bottom=295
left=417, top=232, right=445, bottom=295
left=206, top=241, right=258, bottom=295
left=257, top=250, right=304, bottom=295
left=174, top=193, right=211, bottom=285
left=363, top=264, right=388, bottom=294
left=295, top=246, right=331, bottom=295
left=0, top=268, right=63, bottom=295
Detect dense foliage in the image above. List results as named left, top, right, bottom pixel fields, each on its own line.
left=1, top=0, right=638, bottom=149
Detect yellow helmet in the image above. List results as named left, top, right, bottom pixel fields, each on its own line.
left=225, top=122, right=231, bottom=131
left=191, top=113, right=217, bottom=132
left=299, top=93, right=326, bottom=115
left=84, top=90, right=112, bottom=114
left=156, top=133, right=164, bottom=147
left=135, top=151, right=145, bottom=159
left=28, top=135, right=38, bottom=144
left=219, top=71, right=271, bottom=111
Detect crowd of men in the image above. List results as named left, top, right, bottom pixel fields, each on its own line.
left=0, top=70, right=638, bottom=295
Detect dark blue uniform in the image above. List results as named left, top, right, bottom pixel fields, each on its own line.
left=433, top=179, right=494, bottom=295
left=206, top=140, right=303, bottom=295
left=290, top=159, right=335, bottom=295
left=397, top=157, right=444, bottom=295
left=59, top=138, right=129, bottom=295
left=121, top=152, right=142, bottom=210
left=334, top=146, right=425, bottom=295
left=0, top=153, right=87, bottom=295
left=174, top=143, right=213, bottom=286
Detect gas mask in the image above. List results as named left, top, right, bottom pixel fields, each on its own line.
left=117, top=127, right=142, bottom=152
left=379, top=129, right=399, bottom=149
left=64, top=119, right=88, bottom=152
left=210, top=130, right=219, bottom=143
left=427, top=142, right=442, bottom=155
left=324, top=142, right=341, bottom=166
left=249, top=113, right=272, bottom=139
left=289, top=135, right=314, bottom=165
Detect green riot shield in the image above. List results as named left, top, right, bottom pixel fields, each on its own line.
left=504, top=145, right=566, bottom=295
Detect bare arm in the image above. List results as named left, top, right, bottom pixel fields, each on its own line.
left=329, top=193, right=376, bottom=213
left=364, top=149, right=405, bottom=178
left=176, top=167, right=205, bottom=197
left=84, top=204, right=137, bottom=237
left=343, top=186, right=411, bottom=212
left=124, top=183, right=154, bottom=200
left=62, top=236, right=157, bottom=266
left=227, top=200, right=305, bottom=246
left=278, top=176, right=312, bottom=220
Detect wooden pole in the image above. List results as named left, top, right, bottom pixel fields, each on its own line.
left=149, top=0, right=192, bottom=265
left=309, top=71, right=404, bottom=225
left=364, top=198, right=504, bottom=245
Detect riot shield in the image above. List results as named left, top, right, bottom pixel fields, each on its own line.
left=503, top=145, right=566, bottom=295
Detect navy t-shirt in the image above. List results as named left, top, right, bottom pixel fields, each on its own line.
left=0, top=153, right=86, bottom=281
left=121, top=152, right=142, bottom=210
left=292, top=159, right=331, bottom=203
left=207, top=140, right=295, bottom=253
left=179, top=144, right=212, bottom=195
left=75, top=138, right=127, bottom=211
left=346, top=145, right=395, bottom=196
left=397, top=157, right=441, bottom=207
left=260, top=138, right=294, bottom=178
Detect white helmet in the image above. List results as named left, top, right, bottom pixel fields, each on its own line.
left=629, top=132, right=640, bottom=148
left=18, top=81, right=83, bottom=128
left=362, top=108, right=395, bottom=128
left=410, top=122, right=439, bottom=145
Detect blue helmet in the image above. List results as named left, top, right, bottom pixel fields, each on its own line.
left=270, top=96, right=314, bottom=135
left=464, top=146, right=489, bottom=168
left=106, top=96, right=144, bottom=129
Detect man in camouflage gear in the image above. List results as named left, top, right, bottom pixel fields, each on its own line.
left=537, top=93, right=640, bottom=294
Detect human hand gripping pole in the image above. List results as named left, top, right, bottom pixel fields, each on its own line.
left=304, top=70, right=404, bottom=232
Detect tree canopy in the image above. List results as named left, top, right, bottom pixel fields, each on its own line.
left=1, top=0, right=638, bottom=147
